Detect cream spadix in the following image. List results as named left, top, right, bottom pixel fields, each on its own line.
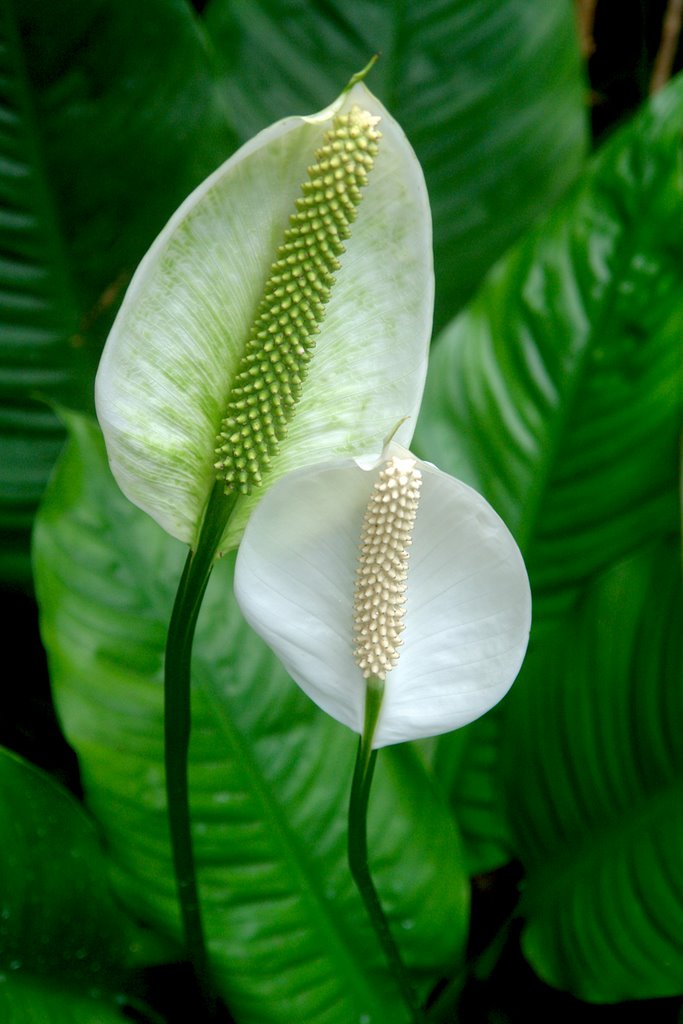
left=95, top=82, right=432, bottom=554
left=234, top=445, right=532, bottom=748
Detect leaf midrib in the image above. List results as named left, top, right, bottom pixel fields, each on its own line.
left=3, top=0, right=82, bottom=382
left=514, top=168, right=673, bottom=560
left=197, top=655, right=404, bottom=1021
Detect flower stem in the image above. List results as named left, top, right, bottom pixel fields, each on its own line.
left=164, top=481, right=238, bottom=1010
left=347, top=677, right=425, bottom=1023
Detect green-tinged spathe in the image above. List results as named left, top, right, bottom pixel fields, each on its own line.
left=95, top=82, right=432, bottom=554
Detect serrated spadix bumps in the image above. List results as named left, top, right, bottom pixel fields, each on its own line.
left=354, top=456, right=422, bottom=679
left=95, top=83, right=432, bottom=553
left=234, top=444, right=532, bottom=749
left=215, top=106, right=381, bottom=494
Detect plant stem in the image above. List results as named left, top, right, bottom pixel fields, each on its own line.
left=347, top=677, right=425, bottom=1023
left=164, top=481, right=238, bottom=1009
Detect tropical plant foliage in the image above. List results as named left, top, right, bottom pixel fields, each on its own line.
left=2, top=1, right=681, bottom=1022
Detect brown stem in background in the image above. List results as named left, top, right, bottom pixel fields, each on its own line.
left=575, top=0, right=598, bottom=58
left=650, top=0, right=683, bottom=93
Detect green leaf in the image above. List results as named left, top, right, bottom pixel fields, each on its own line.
left=508, top=543, right=682, bottom=1001
left=34, top=414, right=469, bottom=1024
left=0, top=0, right=233, bottom=584
left=433, top=715, right=513, bottom=875
left=0, top=744, right=140, bottom=1003
left=0, top=975, right=133, bottom=1024
left=12, top=0, right=233, bottom=331
left=415, top=76, right=683, bottom=617
left=204, top=0, right=588, bottom=330
left=414, top=76, right=683, bottom=999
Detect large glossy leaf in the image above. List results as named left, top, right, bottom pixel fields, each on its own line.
left=1, top=1, right=83, bottom=584
left=0, top=976, right=133, bottom=1024
left=204, top=0, right=588, bottom=331
left=432, top=714, right=513, bottom=875
left=415, top=77, right=682, bottom=613
left=414, top=76, right=683, bottom=999
left=33, top=415, right=468, bottom=1024
left=506, top=542, right=682, bottom=1001
left=0, top=746, right=144, bottom=1017
left=0, top=746, right=129, bottom=978
left=1, top=0, right=233, bottom=584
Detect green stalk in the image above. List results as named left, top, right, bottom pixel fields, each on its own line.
left=347, top=677, right=425, bottom=1023
left=164, top=481, right=238, bottom=1008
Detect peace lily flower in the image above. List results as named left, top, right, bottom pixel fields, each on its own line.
left=95, top=76, right=432, bottom=554
left=234, top=442, right=532, bottom=748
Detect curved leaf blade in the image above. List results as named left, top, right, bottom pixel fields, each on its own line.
left=14, top=0, right=234, bottom=324
left=0, top=1, right=81, bottom=583
left=0, top=746, right=129, bottom=979
left=509, top=544, right=683, bottom=1001
left=414, top=75, right=683, bottom=1000
left=432, top=714, right=513, bottom=875
left=0, top=976, right=132, bottom=1024
left=415, top=76, right=683, bottom=614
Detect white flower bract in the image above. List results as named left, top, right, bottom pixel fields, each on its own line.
left=234, top=444, right=532, bottom=748
left=95, top=83, right=432, bottom=554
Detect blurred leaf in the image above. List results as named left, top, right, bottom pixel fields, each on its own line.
left=16, top=0, right=234, bottom=320
left=33, top=414, right=468, bottom=1024
left=415, top=75, right=683, bottom=617
left=1, top=0, right=233, bottom=584
left=204, top=0, right=588, bottom=331
left=507, top=544, right=682, bottom=1000
left=0, top=746, right=129, bottom=979
left=414, top=75, right=683, bottom=998
left=0, top=975, right=133, bottom=1024
left=433, top=715, right=513, bottom=875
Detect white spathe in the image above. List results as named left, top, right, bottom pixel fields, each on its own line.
left=95, top=82, right=432, bottom=554
left=234, top=445, right=532, bottom=748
